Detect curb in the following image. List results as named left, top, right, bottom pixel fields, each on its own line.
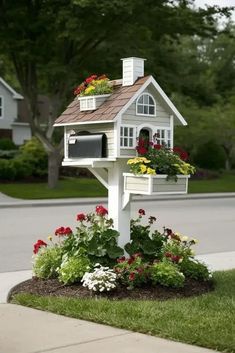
left=0, top=193, right=235, bottom=209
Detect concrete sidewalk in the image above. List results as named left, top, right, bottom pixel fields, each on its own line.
left=0, top=303, right=217, bottom=353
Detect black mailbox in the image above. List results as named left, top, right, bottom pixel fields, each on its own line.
left=68, top=132, right=107, bottom=158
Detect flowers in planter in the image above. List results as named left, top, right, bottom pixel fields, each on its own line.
left=73, top=74, right=113, bottom=96
left=32, top=206, right=212, bottom=291
left=127, top=136, right=195, bottom=179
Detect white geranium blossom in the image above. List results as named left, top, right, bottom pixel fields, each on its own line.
left=81, top=264, right=117, bottom=292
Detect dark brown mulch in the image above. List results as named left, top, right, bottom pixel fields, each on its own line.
left=8, top=277, right=214, bottom=302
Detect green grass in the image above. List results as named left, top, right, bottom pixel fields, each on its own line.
left=189, top=173, right=235, bottom=193
left=12, top=270, right=235, bottom=352
left=0, top=177, right=107, bottom=199
left=0, top=174, right=235, bottom=199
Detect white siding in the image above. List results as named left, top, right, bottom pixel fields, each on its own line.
left=69, top=123, right=115, bottom=158
left=12, top=123, right=31, bottom=145
left=0, top=83, right=17, bottom=129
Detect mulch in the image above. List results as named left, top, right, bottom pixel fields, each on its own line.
left=8, top=277, right=214, bottom=301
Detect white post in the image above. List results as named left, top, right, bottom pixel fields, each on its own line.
left=108, top=159, right=131, bottom=248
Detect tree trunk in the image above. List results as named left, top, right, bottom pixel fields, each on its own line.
left=48, top=150, right=62, bottom=189
left=225, top=158, right=231, bottom=171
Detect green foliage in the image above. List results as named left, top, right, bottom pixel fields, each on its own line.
left=62, top=210, right=123, bottom=266
left=19, top=138, right=48, bottom=177
left=179, top=258, right=211, bottom=281
left=194, top=140, right=226, bottom=170
left=125, top=215, right=166, bottom=261
left=114, top=254, right=150, bottom=289
left=33, top=246, right=63, bottom=279
left=58, top=256, right=90, bottom=285
left=0, top=138, right=17, bottom=150
left=151, top=261, right=185, bottom=288
left=0, top=159, right=16, bottom=180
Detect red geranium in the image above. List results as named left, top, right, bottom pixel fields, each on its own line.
left=149, top=216, right=157, bottom=224
left=154, top=144, right=162, bottom=150
left=138, top=209, right=145, bottom=216
left=85, top=74, right=97, bottom=84
left=129, top=272, right=135, bottom=281
left=117, top=256, right=126, bottom=263
left=136, top=146, right=148, bottom=155
left=96, top=205, right=108, bottom=216
left=77, top=213, right=86, bottom=222
left=33, top=239, right=47, bottom=254
left=173, top=146, right=188, bottom=161
left=55, top=226, right=73, bottom=236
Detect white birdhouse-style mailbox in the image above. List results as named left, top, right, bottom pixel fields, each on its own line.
left=54, top=57, right=191, bottom=246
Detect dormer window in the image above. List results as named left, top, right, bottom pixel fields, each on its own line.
left=136, top=93, right=156, bottom=116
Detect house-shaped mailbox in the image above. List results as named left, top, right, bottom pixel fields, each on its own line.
left=54, top=57, right=188, bottom=246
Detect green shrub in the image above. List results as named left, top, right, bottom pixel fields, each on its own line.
left=58, top=256, right=90, bottom=285
left=0, top=159, right=16, bottom=180
left=179, top=258, right=211, bottom=281
left=11, top=158, right=33, bottom=179
left=33, top=246, right=63, bottom=279
left=19, top=137, right=47, bottom=177
left=194, top=140, right=226, bottom=170
left=151, top=261, right=185, bottom=288
left=0, top=138, right=17, bottom=150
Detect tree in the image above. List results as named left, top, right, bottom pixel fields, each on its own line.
left=0, top=0, right=231, bottom=187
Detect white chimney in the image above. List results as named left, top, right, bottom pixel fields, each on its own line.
left=121, top=57, right=146, bottom=86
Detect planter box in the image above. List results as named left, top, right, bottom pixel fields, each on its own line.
left=123, top=173, right=190, bottom=195
left=78, top=94, right=111, bottom=111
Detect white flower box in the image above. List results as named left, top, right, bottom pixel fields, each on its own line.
left=78, top=94, right=111, bottom=111
left=123, top=173, right=190, bottom=195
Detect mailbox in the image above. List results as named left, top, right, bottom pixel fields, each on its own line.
left=68, top=132, right=107, bottom=158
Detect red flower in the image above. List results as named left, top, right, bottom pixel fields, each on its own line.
left=55, top=226, right=72, bottom=236
left=171, top=255, right=181, bottom=263
left=33, top=239, right=47, bottom=254
left=132, top=253, right=142, bottom=259
left=77, top=213, right=86, bottom=222
left=165, top=228, right=173, bottom=236
left=173, top=146, right=188, bottom=161
left=129, top=272, right=135, bottom=281
left=96, top=205, right=108, bottom=216
left=164, top=252, right=172, bottom=258
left=117, top=256, right=126, bottom=263
left=85, top=74, right=97, bottom=84
left=138, top=209, right=145, bottom=216
left=128, top=257, right=134, bottom=265
left=154, top=144, right=162, bottom=150
left=136, top=146, right=147, bottom=155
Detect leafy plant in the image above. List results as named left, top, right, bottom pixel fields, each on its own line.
left=0, top=138, right=17, bottom=150
left=114, top=253, right=150, bottom=289
left=179, top=258, right=212, bottom=281
left=74, top=74, right=113, bottom=96
left=151, top=261, right=185, bottom=288
left=58, top=255, right=91, bottom=285
left=33, top=246, right=63, bottom=279
left=62, top=206, right=123, bottom=266
left=82, top=264, right=117, bottom=292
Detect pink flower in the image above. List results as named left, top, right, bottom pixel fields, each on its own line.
left=96, top=205, right=108, bottom=216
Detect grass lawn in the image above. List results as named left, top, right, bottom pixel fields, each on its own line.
left=189, top=173, right=235, bottom=193
left=11, top=270, right=235, bottom=353
left=0, top=177, right=107, bottom=199
left=0, top=174, right=234, bottom=199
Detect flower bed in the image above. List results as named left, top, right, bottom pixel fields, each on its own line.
left=28, top=206, right=212, bottom=299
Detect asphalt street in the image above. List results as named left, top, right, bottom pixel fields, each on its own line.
left=0, top=197, right=235, bottom=273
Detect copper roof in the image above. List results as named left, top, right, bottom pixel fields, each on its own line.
left=54, top=76, right=150, bottom=125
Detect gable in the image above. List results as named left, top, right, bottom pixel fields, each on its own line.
left=0, top=78, right=23, bottom=100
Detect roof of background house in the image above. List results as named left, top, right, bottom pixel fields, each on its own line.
left=54, top=76, right=150, bottom=126
left=0, top=77, right=23, bottom=100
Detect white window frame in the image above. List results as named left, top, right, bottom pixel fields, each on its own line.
left=136, top=93, right=156, bottom=117
left=120, top=125, right=136, bottom=149
left=0, top=96, right=3, bottom=119
left=154, top=127, right=172, bottom=148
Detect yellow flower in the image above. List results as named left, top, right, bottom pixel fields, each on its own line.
left=181, top=236, right=188, bottom=242
left=47, top=235, right=52, bottom=241
left=147, top=167, right=156, bottom=175
left=84, top=85, right=95, bottom=94
left=140, top=164, right=147, bottom=173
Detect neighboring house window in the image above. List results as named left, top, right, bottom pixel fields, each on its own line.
left=154, top=128, right=171, bottom=148
left=0, top=96, right=3, bottom=118
left=136, top=93, right=156, bottom=116
left=120, top=126, right=135, bottom=148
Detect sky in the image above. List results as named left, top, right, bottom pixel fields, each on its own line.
left=194, top=0, right=235, bottom=20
